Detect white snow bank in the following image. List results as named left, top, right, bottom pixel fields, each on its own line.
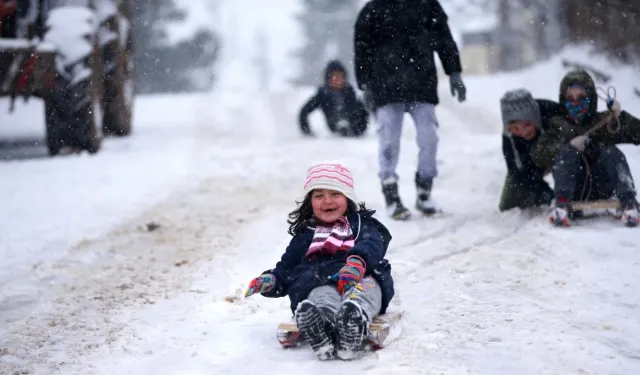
left=0, top=93, right=209, bottom=324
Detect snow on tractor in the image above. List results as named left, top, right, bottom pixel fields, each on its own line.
left=0, top=0, right=134, bottom=156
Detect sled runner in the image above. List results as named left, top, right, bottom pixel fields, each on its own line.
left=550, top=198, right=639, bottom=227
left=277, top=311, right=404, bottom=350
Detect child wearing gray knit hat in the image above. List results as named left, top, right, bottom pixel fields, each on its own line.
left=500, top=89, right=544, bottom=170
left=498, top=89, right=564, bottom=212
left=500, top=88, right=542, bottom=136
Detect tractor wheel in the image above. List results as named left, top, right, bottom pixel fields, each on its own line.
left=44, top=66, right=101, bottom=156
left=43, top=6, right=101, bottom=155
left=44, top=99, right=62, bottom=156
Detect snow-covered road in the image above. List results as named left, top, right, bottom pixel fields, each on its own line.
left=2, top=83, right=640, bottom=374
left=2, top=0, right=640, bottom=373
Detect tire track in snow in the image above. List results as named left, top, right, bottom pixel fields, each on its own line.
left=389, top=210, right=542, bottom=289
left=420, top=215, right=536, bottom=266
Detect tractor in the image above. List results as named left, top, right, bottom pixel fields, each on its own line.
left=0, top=0, right=134, bottom=156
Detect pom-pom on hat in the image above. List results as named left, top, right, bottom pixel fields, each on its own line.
left=303, top=162, right=357, bottom=203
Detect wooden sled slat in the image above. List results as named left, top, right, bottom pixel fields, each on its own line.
left=572, top=199, right=621, bottom=210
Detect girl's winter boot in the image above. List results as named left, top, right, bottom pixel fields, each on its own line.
left=295, top=300, right=336, bottom=360
left=335, top=301, right=369, bottom=360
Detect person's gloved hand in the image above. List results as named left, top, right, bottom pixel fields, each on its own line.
left=569, top=134, right=590, bottom=152
left=331, top=255, right=366, bottom=295
left=449, top=73, right=466, bottom=102
left=300, top=119, right=314, bottom=137
left=245, top=273, right=276, bottom=297
left=607, top=98, right=622, bottom=117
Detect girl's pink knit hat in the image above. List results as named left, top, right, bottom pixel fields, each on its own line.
left=303, top=162, right=357, bottom=203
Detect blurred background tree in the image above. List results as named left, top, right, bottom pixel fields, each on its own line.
left=132, top=0, right=220, bottom=94
left=558, top=0, right=640, bottom=63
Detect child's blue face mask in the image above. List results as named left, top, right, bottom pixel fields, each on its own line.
left=564, top=97, right=591, bottom=125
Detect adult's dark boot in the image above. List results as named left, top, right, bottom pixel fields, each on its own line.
left=415, top=174, right=440, bottom=215
left=381, top=178, right=411, bottom=220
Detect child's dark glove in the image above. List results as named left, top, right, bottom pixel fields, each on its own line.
left=300, top=119, right=313, bottom=136
left=245, top=273, right=276, bottom=297
left=331, top=255, right=366, bottom=295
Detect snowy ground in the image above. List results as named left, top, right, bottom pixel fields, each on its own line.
left=2, top=1, right=640, bottom=374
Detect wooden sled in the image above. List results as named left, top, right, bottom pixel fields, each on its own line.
left=571, top=199, right=621, bottom=211
left=277, top=311, right=404, bottom=350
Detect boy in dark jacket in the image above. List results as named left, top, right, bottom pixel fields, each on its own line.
left=298, top=60, right=369, bottom=137
left=244, top=163, right=394, bottom=361
left=529, top=70, right=640, bottom=227
left=499, top=89, right=564, bottom=211
left=354, top=0, right=466, bottom=220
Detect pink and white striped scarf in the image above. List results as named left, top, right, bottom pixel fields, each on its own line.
left=306, top=216, right=355, bottom=259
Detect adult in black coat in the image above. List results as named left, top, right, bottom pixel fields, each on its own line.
left=298, top=60, right=369, bottom=137
left=354, top=0, right=467, bottom=220
left=354, top=0, right=466, bottom=108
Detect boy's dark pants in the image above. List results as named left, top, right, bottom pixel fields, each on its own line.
left=552, top=144, right=636, bottom=203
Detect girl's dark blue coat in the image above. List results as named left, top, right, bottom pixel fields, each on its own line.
left=261, top=210, right=395, bottom=315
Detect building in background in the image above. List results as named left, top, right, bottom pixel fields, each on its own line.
left=458, top=0, right=564, bottom=75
